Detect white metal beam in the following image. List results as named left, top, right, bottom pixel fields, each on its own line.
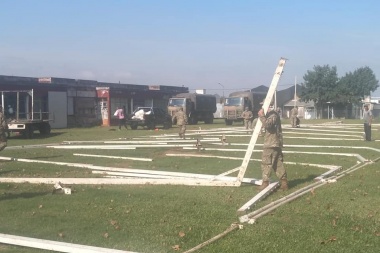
left=73, top=153, right=152, bottom=162
left=0, top=177, right=241, bottom=186
left=236, top=58, right=287, bottom=183
left=236, top=182, right=279, bottom=215
left=0, top=233, right=136, bottom=253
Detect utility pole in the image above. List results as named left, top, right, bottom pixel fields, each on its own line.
left=294, top=76, right=297, bottom=108
left=218, top=83, right=224, bottom=98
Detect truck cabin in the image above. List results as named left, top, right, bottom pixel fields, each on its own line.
left=168, top=98, right=192, bottom=116
left=224, top=97, right=252, bottom=110
left=168, top=98, right=186, bottom=107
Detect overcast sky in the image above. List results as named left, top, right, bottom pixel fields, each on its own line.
left=1, top=0, right=380, bottom=96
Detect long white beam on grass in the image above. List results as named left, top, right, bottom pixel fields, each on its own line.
left=314, top=166, right=343, bottom=181
left=285, top=128, right=360, bottom=134
left=0, top=177, right=241, bottom=186
left=185, top=145, right=365, bottom=163
left=103, top=139, right=219, bottom=144
left=91, top=171, right=260, bottom=184
left=47, top=145, right=136, bottom=150
left=73, top=153, right=152, bottom=162
left=168, top=152, right=342, bottom=170
left=213, top=143, right=380, bottom=154
left=0, top=156, right=252, bottom=185
left=236, top=182, right=279, bottom=215
left=47, top=144, right=195, bottom=149
left=281, top=131, right=363, bottom=137
left=206, top=135, right=363, bottom=141
left=286, top=136, right=361, bottom=141
left=0, top=233, right=136, bottom=253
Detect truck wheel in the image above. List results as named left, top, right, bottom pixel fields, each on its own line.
left=130, top=122, right=138, bottom=130
left=188, top=118, right=197, bottom=125
left=163, top=121, right=172, bottom=129
left=22, top=125, right=34, bottom=139
left=205, top=118, right=213, bottom=124
left=147, top=122, right=155, bottom=130
left=39, top=123, right=51, bottom=135
left=225, top=119, right=233, bottom=125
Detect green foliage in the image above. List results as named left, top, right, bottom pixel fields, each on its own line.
left=301, top=65, right=338, bottom=117
left=338, top=66, right=379, bottom=105
left=301, top=65, right=339, bottom=104
left=301, top=65, right=379, bottom=119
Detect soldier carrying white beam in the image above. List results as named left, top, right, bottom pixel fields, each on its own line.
left=257, top=103, right=288, bottom=191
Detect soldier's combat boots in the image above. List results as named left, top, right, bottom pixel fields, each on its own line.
left=280, top=179, right=288, bottom=191
left=258, top=181, right=269, bottom=190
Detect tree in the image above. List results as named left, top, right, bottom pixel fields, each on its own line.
left=336, top=66, right=378, bottom=118
left=338, top=66, right=379, bottom=104
left=300, top=65, right=338, bottom=118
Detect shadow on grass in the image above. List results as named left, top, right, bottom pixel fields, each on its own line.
left=0, top=191, right=51, bottom=201
left=288, top=174, right=319, bottom=188
left=8, top=132, right=65, bottom=140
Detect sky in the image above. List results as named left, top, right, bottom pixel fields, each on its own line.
left=1, top=0, right=380, bottom=97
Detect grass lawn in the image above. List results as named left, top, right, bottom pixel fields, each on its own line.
left=0, top=118, right=379, bottom=252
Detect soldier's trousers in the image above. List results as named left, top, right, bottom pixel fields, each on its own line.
left=364, top=123, right=371, bottom=141
left=291, top=116, right=298, bottom=127
left=244, top=119, right=252, bottom=130
left=0, top=134, right=7, bottom=152
left=178, top=125, right=186, bottom=138
left=261, top=147, right=286, bottom=182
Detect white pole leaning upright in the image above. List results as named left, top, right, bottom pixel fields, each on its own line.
left=236, top=58, right=287, bottom=184
left=294, top=76, right=297, bottom=107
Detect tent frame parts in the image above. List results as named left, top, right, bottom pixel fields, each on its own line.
left=1, top=124, right=378, bottom=252
left=0, top=233, right=137, bottom=253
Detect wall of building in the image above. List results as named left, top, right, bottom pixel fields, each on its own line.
left=0, top=75, right=188, bottom=128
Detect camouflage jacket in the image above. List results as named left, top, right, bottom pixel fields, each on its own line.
left=241, top=110, right=253, bottom=120
left=259, top=110, right=283, bottom=148
left=290, top=108, right=298, bottom=117
left=0, top=111, right=7, bottom=134
left=172, top=110, right=187, bottom=126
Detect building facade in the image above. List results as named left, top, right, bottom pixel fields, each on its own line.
left=0, top=75, right=188, bottom=128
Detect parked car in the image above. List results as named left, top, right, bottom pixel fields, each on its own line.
left=128, top=107, right=172, bottom=130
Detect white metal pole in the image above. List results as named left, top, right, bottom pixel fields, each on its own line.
left=31, top=89, right=34, bottom=120
left=294, top=76, right=297, bottom=108
left=1, top=92, right=4, bottom=112
left=328, top=105, right=330, bottom=119
left=17, top=92, right=19, bottom=120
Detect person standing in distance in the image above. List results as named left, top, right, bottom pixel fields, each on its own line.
left=172, top=107, right=187, bottom=139
left=114, top=106, right=128, bottom=130
left=0, top=106, right=8, bottom=151
left=290, top=106, right=298, bottom=127
left=257, top=104, right=288, bottom=191
left=241, top=107, right=253, bottom=132
left=363, top=104, right=372, bottom=141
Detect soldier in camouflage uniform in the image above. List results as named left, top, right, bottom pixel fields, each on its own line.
left=257, top=105, right=288, bottom=190
left=290, top=106, right=298, bottom=127
left=172, top=107, right=188, bottom=139
left=0, top=106, right=8, bottom=152
left=241, top=107, right=253, bottom=131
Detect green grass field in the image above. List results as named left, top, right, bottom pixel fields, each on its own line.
left=0, top=118, right=379, bottom=253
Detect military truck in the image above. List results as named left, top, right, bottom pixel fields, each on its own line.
left=168, top=93, right=216, bottom=124
left=223, top=91, right=266, bottom=125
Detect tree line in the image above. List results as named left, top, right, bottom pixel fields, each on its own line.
left=299, top=65, right=379, bottom=118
